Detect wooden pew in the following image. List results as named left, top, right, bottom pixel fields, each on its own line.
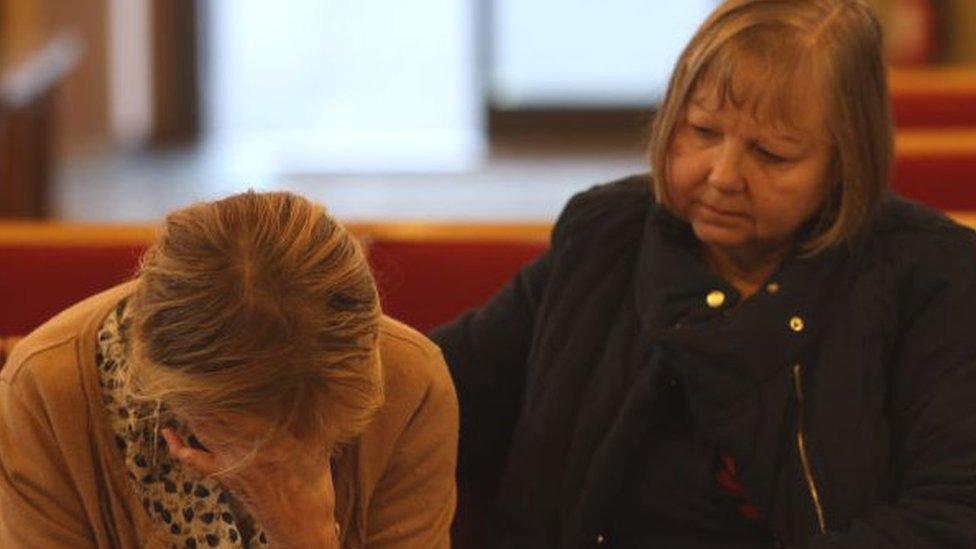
left=4, top=213, right=976, bottom=343
left=890, top=68, right=976, bottom=128
left=0, top=221, right=550, bottom=338
left=894, top=129, right=976, bottom=210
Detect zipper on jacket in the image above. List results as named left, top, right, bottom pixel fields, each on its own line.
left=792, top=363, right=827, bottom=535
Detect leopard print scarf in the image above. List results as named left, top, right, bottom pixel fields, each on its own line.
left=96, top=299, right=269, bottom=549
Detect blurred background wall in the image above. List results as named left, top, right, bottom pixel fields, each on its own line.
left=1, top=0, right=107, bottom=153
left=1, top=0, right=974, bottom=222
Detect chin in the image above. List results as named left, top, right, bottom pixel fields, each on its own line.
left=690, top=220, right=750, bottom=248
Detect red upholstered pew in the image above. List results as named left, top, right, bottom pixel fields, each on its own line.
left=0, top=221, right=549, bottom=352
left=887, top=68, right=976, bottom=210
left=6, top=210, right=976, bottom=344
left=354, top=222, right=548, bottom=332
left=890, top=68, right=976, bottom=129
left=893, top=130, right=976, bottom=210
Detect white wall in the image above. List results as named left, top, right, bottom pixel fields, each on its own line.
left=202, top=0, right=483, bottom=175
left=492, top=0, right=717, bottom=107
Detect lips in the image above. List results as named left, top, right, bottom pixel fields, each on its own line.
left=696, top=201, right=746, bottom=219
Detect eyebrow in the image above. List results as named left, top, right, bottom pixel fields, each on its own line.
left=687, top=100, right=808, bottom=145
left=768, top=133, right=804, bottom=144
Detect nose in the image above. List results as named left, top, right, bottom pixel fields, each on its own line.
left=707, top=141, right=746, bottom=193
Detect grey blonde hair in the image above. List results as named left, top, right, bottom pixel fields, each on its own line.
left=127, top=191, right=382, bottom=453
left=649, top=0, right=892, bottom=253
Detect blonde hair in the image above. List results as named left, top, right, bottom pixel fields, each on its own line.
left=649, top=0, right=892, bottom=253
left=127, top=191, right=382, bottom=454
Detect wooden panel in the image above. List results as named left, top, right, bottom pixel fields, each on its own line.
left=49, top=0, right=110, bottom=154
left=0, top=221, right=552, bottom=245
left=0, top=93, right=54, bottom=217
left=150, top=0, right=198, bottom=144
left=889, top=67, right=976, bottom=94
left=896, top=129, right=976, bottom=154
left=4, top=215, right=976, bottom=246
left=944, top=0, right=976, bottom=63
left=889, top=68, right=976, bottom=128
left=0, top=34, right=83, bottom=217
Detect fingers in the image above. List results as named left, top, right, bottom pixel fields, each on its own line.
left=163, top=424, right=333, bottom=495
left=160, top=427, right=187, bottom=458
left=162, top=428, right=219, bottom=475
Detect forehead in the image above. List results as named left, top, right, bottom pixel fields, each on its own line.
left=688, top=57, right=829, bottom=138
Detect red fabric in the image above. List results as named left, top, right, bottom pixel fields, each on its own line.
left=0, top=240, right=547, bottom=337
left=367, top=240, right=547, bottom=332
left=715, top=454, right=743, bottom=494
left=738, top=503, right=763, bottom=522
left=716, top=454, right=764, bottom=523
left=893, top=93, right=976, bottom=128
left=0, top=245, right=146, bottom=335
left=892, top=154, right=976, bottom=210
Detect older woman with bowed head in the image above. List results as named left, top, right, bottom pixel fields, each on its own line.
left=433, top=1, right=976, bottom=547
left=0, top=192, right=458, bottom=548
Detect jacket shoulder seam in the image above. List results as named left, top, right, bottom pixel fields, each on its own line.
left=1, top=335, right=79, bottom=384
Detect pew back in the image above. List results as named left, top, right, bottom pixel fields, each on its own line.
left=0, top=222, right=550, bottom=341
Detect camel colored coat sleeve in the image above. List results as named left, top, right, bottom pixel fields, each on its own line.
left=0, top=361, right=98, bottom=548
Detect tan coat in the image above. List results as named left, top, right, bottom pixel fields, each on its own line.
left=0, top=337, right=18, bottom=369
left=0, top=282, right=458, bottom=548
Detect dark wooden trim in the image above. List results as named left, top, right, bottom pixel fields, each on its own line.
left=0, top=33, right=82, bottom=218
left=488, top=107, right=656, bottom=154
left=0, top=90, right=55, bottom=217
left=149, top=0, right=199, bottom=145
left=490, top=107, right=654, bottom=132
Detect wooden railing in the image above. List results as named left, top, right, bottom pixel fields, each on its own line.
left=0, top=221, right=554, bottom=245
left=1, top=213, right=975, bottom=245
left=889, top=67, right=976, bottom=128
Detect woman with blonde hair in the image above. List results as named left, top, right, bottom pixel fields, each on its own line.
left=435, top=0, right=976, bottom=547
left=0, top=191, right=458, bottom=548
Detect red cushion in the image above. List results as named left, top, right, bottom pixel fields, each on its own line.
left=892, top=153, right=976, bottom=210
left=0, top=239, right=548, bottom=337
left=367, top=239, right=547, bottom=332
left=893, top=93, right=976, bottom=129
left=0, top=245, right=146, bottom=335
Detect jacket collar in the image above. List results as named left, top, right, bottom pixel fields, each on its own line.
left=634, top=204, right=845, bottom=375
left=633, top=205, right=734, bottom=332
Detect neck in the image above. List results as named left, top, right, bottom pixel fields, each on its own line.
left=702, top=243, right=791, bottom=298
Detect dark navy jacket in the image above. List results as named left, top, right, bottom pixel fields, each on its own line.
left=432, top=175, right=976, bottom=548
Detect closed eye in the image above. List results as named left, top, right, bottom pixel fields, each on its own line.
left=691, top=124, right=719, bottom=139
left=755, top=146, right=789, bottom=163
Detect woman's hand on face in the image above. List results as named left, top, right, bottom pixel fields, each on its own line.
left=161, top=422, right=339, bottom=549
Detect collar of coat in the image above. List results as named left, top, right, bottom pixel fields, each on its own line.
left=625, top=203, right=852, bottom=524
